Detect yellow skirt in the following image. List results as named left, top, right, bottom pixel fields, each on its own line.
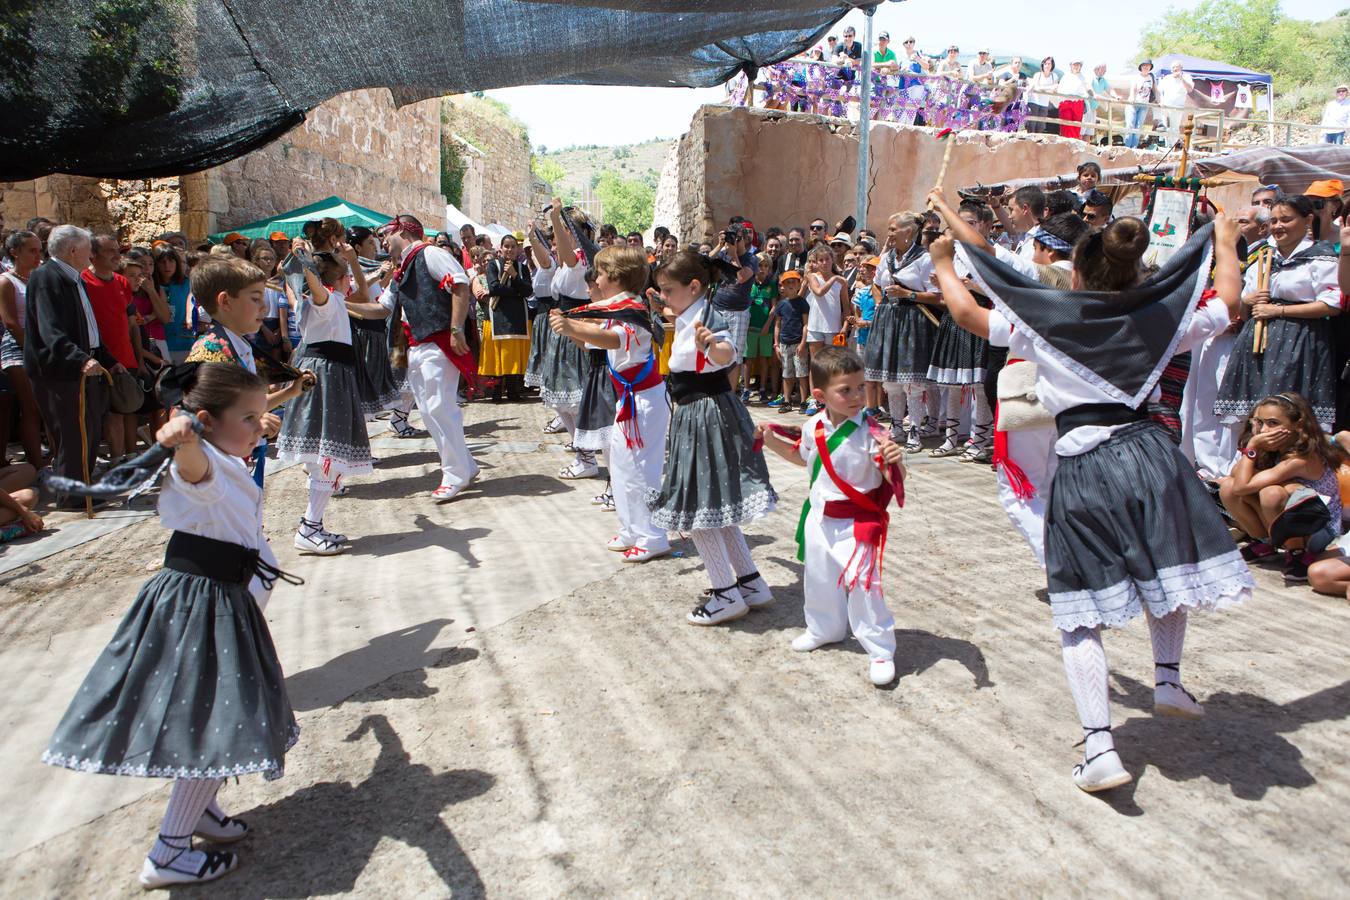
left=479, top=319, right=530, bottom=376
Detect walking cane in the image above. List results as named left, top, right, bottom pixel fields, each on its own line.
left=78, top=367, right=114, bottom=519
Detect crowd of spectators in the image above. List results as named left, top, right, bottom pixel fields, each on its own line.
left=3, top=170, right=1348, bottom=601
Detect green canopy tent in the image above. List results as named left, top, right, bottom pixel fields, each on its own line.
left=207, top=195, right=438, bottom=243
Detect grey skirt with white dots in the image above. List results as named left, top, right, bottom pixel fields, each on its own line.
left=42, top=569, right=299, bottom=781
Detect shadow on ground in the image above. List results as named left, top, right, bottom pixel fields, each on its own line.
left=194, top=715, right=493, bottom=899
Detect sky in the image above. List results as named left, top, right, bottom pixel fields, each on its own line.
left=487, top=0, right=1332, bottom=151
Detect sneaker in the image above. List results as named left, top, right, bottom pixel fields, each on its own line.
left=736, top=572, right=774, bottom=608
left=1283, top=551, right=1310, bottom=583
left=1241, top=540, right=1276, bottom=562
left=869, top=658, right=896, bottom=687
left=875, top=407, right=892, bottom=423
left=766, top=396, right=784, bottom=408
left=790, top=631, right=837, bottom=652
left=139, top=848, right=239, bottom=888
left=194, top=810, right=249, bottom=844
left=543, top=415, right=566, bottom=434
left=777, top=403, right=794, bottom=415
left=740, top=389, right=752, bottom=401
left=1155, top=681, right=1205, bottom=719
left=432, top=483, right=467, bottom=503
left=295, top=519, right=345, bottom=555
left=558, top=460, right=600, bottom=479
left=622, top=545, right=669, bottom=563
left=687, top=586, right=749, bottom=626
left=905, top=426, right=922, bottom=453
left=606, top=535, right=633, bottom=552
left=1072, top=750, right=1132, bottom=793
left=803, top=401, right=819, bottom=415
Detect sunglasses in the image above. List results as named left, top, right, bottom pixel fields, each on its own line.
left=810, top=224, right=826, bottom=230
left=1237, top=218, right=1252, bottom=224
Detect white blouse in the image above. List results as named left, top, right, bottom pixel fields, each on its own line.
left=1243, top=238, right=1341, bottom=309
left=298, top=287, right=353, bottom=345
left=668, top=297, right=732, bottom=374
left=798, top=411, right=883, bottom=502
left=988, top=300, right=1231, bottom=456
left=601, top=295, right=656, bottom=372
left=161, top=438, right=266, bottom=552
left=552, top=262, right=590, bottom=300
left=873, top=247, right=935, bottom=294
left=806, top=280, right=844, bottom=334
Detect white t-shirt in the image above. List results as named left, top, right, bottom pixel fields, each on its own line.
left=806, top=279, right=844, bottom=334
left=1321, top=99, right=1350, bottom=130
left=1158, top=73, right=1191, bottom=107
left=1058, top=71, right=1091, bottom=99
left=987, top=299, right=1231, bottom=456
left=1028, top=71, right=1059, bottom=106
left=1130, top=72, right=1155, bottom=103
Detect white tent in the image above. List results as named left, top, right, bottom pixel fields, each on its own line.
left=444, top=202, right=485, bottom=235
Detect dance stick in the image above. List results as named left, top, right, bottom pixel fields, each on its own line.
left=1252, top=245, right=1273, bottom=354
left=916, top=128, right=956, bottom=329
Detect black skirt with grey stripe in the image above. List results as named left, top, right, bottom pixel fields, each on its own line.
left=538, top=297, right=591, bottom=411
left=863, top=299, right=938, bottom=383
left=351, top=318, right=403, bottom=416
left=574, top=348, right=616, bottom=450
left=525, top=298, right=552, bottom=388
left=926, top=309, right=989, bottom=386
left=1043, top=420, right=1253, bottom=632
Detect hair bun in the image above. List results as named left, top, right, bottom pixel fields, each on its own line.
left=1101, top=217, right=1149, bottom=267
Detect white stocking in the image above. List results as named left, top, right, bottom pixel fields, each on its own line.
left=718, top=526, right=757, bottom=579
left=1146, top=607, right=1188, bottom=685
left=938, top=385, right=961, bottom=447
left=1059, top=626, right=1114, bottom=759
left=884, top=383, right=907, bottom=425
left=969, top=388, right=994, bottom=449
left=148, top=778, right=222, bottom=865
left=691, top=528, right=734, bottom=590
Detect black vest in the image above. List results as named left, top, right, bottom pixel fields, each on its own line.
left=390, top=248, right=457, bottom=345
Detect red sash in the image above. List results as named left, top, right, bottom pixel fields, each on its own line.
left=609, top=360, right=663, bottom=449
left=813, top=418, right=904, bottom=591
left=402, top=323, right=478, bottom=387
left=991, top=357, right=1036, bottom=500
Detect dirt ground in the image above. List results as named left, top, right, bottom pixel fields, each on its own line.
left=2, top=399, right=1347, bottom=898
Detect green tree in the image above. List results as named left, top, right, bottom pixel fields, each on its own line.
left=532, top=156, right=566, bottom=189
left=594, top=171, right=654, bottom=235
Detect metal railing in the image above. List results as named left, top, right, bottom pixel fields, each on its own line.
left=737, top=60, right=1326, bottom=150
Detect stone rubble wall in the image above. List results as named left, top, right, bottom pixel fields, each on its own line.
left=664, top=106, right=1259, bottom=245
left=444, top=98, right=538, bottom=230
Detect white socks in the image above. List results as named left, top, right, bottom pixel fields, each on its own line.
left=148, top=778, right=222, bottom=866
left=1059, top=626, right=1114, bottom=760
left=304, top=484, right=333, bottom=524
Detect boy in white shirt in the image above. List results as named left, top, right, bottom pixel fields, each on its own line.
left=759, top=346, right=906, bottom=687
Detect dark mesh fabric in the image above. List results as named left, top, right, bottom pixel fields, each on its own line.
left=1, top=0, right=861, bottom=179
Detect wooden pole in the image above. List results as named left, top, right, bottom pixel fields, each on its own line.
left=1252, top=245, right=1274, bottom=355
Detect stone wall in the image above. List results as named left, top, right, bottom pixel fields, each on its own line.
left=199, top=89, right=444, bottom=239
left=1, top=88, right=446, bottom=243
left=444, top=98, right=537, bottom=228
left=654, top=106, right=1257, bottom=245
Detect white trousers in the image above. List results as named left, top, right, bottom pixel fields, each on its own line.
left=802, top=507, right=896, bottom=660
left=609, top=386, right=671, bottom=551
left=995, top=425, right=1058, bottom=568
left=406, top=343, right=478, bottom=488
left=1180, top=331, right=1238, bottom=478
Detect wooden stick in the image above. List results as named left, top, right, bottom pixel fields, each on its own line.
left=927, top=135, right=956, bottom=210
left=918, top=304, right=941, bottom=327
left=1252, top=246, right=1273, bottom=355
left=78, top=369, right=113, bottom=519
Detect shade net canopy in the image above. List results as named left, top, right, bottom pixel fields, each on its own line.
left=2, top=0, right=866, bottom=180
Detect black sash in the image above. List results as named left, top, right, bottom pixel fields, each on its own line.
left=587, top=348, right=608, bottom=366
left=165, top=531, right=302, bottom=590
left=302, top=340, right=356, bottom=365
left=1055, top=403, right=1148, bottom=439
left=668, top=370, right=731, bottom=404
left=559, top=296, right=589, bottom=312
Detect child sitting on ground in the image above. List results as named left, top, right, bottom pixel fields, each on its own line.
left=758, top=346, right=906, bottom=687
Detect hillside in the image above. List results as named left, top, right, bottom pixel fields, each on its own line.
left=535, top=139, right=673, bottom=200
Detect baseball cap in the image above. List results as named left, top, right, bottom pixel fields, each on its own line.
left=878, top=31, right=890, bottom=40
left=862, top=256, right=881, bottom=267
left=223, top=232, right=246, bottom=244
left=829, top=232, right=852, bottom=246
left=268, top=231, right=289, bottom=241
left=1305, top=179, right=1344, bottom=199
left=779, top=269, right=803, bottom=284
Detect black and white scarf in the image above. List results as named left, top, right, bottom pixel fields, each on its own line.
left=956, top=222, right=1216, bottom=408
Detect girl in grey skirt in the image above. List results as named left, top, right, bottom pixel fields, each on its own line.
left=44, top=364, right=300, bottom=888
left=649, top=251, right=778, bottom=626
left=933, top=205, right=1253, bottom=794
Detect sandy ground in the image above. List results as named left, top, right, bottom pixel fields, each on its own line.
left=2, top=399, right=1348, bottom=898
